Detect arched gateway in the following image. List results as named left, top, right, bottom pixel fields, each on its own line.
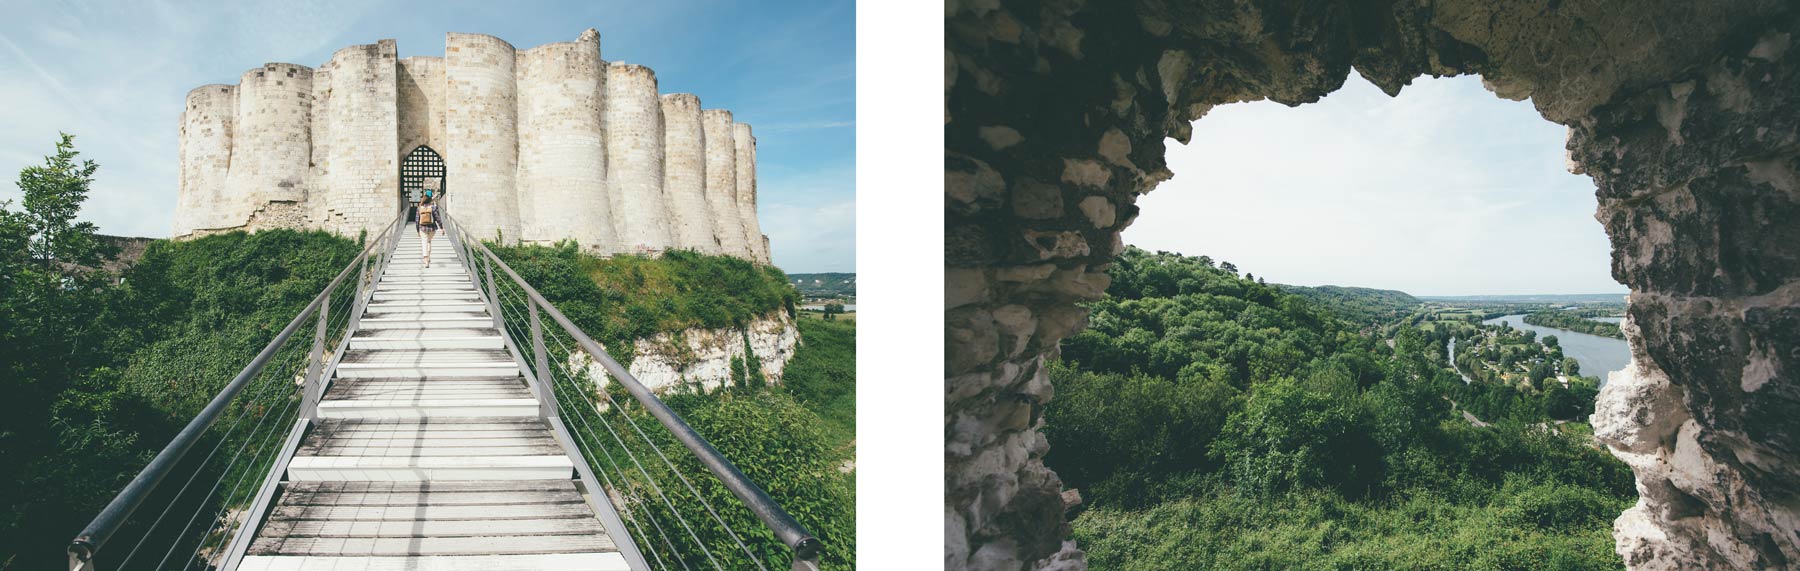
left=400, top=145, right=445, bottom=222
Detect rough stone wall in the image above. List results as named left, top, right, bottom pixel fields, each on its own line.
left=446, top=33, right=521, bottom=242
left=702, top=109, right=751, bottom=258
left=397, top=56, right=447, bottom=160
left=605, top=63, right=676, bottom=253
left=944, top=1, right=1797, bottom=570
left=732, top=123, right=766, bottom=263
left=173, top=84, right=236, bottom=238
left=660, top=93, right=719, bottom=254
left=624, top=311, right=799, bottom=393
left=220, top=63, right=311, bottom=234
left=516, top=33, right=617, bottom=253
left=312, top=41, right=399, bottom=238
left=170, top=30, right=768, bottom=264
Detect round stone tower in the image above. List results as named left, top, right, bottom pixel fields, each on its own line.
left=445, top=33, right=521, bottom=243
left=660, top=93, right=718, bottom=254
left=174, top=84, right=237, bottom=238
left=732, top=122, right=766, bottom=263
left=702, top=109, right=751, bottom=258
left=517, top=32, right=617, bottom=253
left=605, top=63, right=676, bottom=253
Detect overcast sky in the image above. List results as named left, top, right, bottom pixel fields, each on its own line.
left=1124, top=72, right=1626, bottom=296
left=0, top=0, right=854, bottom=273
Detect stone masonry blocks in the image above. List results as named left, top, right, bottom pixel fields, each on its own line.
left=661, top=93, right=719, bottom=254
left=171, top=29, right=768, bottom=265
left=517, top=35, right=617, bottom=253
left=606, top=62, right=676, bottom=253
left=446, top=32, right=521, bottom=243
left=223, top=63, right=312, bottom=233
left=174, top=84, right=237, bottom=238
left=733, top=123, right=766, bottom=263
left=702, top=109, right=751, bottom=258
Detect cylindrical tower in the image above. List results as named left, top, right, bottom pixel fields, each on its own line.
left=733, top=122, right=767, bottom=263
left=660, top=93, right=717, bottom=254
left=702, top=109, right=750, bottom=258
left=313, top=41, right=400, bottom=238
left=222, top=63, right=313, bottom=231
left=174, top=84, right=237, bottom=238
left=605, top=63, right=676, bottom=253
left=516, top=31, right=616, bottom=253
left=445, top=33, right=521, bottom=242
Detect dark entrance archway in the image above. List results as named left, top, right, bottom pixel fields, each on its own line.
left=400, top=145, right=445, bottom=222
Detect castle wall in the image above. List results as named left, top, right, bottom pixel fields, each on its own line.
left=701, top=109, right=750, bottom=258
left=173, top=84, right=237, bottom=237
left=516, top=32, right=616, bottom=253
left=733, top=123, right=766, bottom=263
left=171, top=30, right=768, bottom=264
left=660, top=93, right=717, bottom=254
left=221, top=63, right=312, bottom=233
left=446, top=33, right=521, bottom=242
left=313, top=41, right=399, bottom=238
left=397, top=57, right=447, bottom=159
left=605, top=63, right=676, bottom=253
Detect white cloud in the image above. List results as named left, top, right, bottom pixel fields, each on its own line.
left=1124, top=72, right=1623, bottom=296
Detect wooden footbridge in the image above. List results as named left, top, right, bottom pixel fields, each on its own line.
left=67, top=211, right=821, bottom=570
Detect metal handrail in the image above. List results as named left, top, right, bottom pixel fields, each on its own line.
left=440, top=211, right=823, bottom=569
left=67, top=214, right=403, bottom=570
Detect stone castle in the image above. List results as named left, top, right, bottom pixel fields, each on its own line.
left=172, top=29, right=769, bottom=262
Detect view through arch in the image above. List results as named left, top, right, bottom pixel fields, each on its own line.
left=400, top=145, right=445, bottom=222
left=1041, top=72, right=1639, bottom=567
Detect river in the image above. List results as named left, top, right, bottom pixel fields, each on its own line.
left=1482, top=314, right=1630, bottom=383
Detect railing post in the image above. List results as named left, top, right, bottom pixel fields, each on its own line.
left=347, top=254, right=370, bottom=333
left=302, top=301, right=330, bottom=422
left=793, top=556, right=822, bottom=571
left=485, top=262, right=503, bottom=330
left=529, top=301, right=555, bottom=419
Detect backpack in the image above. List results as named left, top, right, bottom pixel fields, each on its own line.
left=418, top=205, right=435, bottom=226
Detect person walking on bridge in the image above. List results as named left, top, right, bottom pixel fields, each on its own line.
left=417, top=194, right=439, bottom=268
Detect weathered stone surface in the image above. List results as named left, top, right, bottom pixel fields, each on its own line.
left=947, top=2, right=1800, bottom=569
left=172, top=30, right=768, bottom=263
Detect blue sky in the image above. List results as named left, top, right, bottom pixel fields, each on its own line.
left=0, top=0, right=854, bottom=272
left=1124, top=72, right=1626, bottom=296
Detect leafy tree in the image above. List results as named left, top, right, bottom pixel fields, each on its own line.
left=1543, top=334, right=1559, bottom=348
left=823, top=302, right=844, bottom=320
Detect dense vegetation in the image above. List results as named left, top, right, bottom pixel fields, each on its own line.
left=1, top=136, right=852, bottom=568
left=1524, top=310, right=1625, bottom=339
left=1047, top=247, right=1634, bottom=569
left=485, top=241, right=799, bottom=361
left=1, top=133, right=362, bottom=568
left=488, top=244, right=856, bottom=569
left=1281, top=284, right=1421, bottom=325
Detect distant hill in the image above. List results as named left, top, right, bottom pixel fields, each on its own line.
left=1418, top=293, right=1628, bottom=304
left=789, top=273, right=855, bottom=298
left=1279, top=284, right=1422, bottom=324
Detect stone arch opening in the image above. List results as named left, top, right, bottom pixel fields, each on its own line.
left=945, top=3, right=1798, bottom=570
left=400, top=145, right=445, bottom=222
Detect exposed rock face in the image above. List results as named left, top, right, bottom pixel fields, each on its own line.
left=626, top=311, right=800, bottom=393
left=574, top=311, right=799, bottom=394
left=945, top=2, right=1799, bottom=570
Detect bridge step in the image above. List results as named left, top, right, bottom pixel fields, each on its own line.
left=373, top=283, right=476, bottom=292
left=347, top=335, right=501, bottom=350
left=239, top=553, right=628, bottom=570
left=286, top=455, right=575, bottom=481
left=316, top=398, right=540, bottom=419
left=324, top=380, right=531, bottom=401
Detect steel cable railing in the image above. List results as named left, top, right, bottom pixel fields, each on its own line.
left=442, top=211, right=823, bottom=571
left=67, top=214, right=405, bottom=571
